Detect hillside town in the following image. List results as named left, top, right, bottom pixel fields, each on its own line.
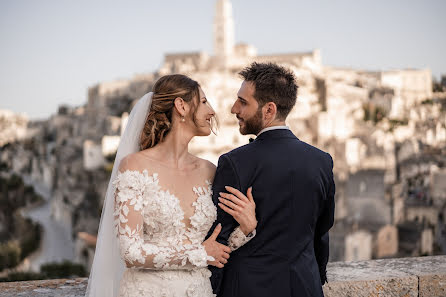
left=0, top=0, right=445, bottom=276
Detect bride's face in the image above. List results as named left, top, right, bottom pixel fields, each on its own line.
left=190, top=87, right=216, bottom=136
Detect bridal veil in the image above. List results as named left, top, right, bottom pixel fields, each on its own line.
left=85, top=92, right=153, bottom=297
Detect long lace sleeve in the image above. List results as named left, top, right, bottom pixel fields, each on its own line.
left=113, top=171, right=213, bottom=270
left=228, top=226, right=256, bottom=251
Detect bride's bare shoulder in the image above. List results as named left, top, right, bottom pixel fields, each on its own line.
left=193, top=156, right=216, bottom=180
left=118, top=151, right=150, bottom=172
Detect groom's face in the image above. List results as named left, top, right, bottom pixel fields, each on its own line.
left=231, top=81, right=264, bottom=135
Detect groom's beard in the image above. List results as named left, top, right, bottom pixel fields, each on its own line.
left=239, top=107, right=263, bottom=135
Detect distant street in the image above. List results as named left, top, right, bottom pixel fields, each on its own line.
left=21, top=175, right=75, bottom=272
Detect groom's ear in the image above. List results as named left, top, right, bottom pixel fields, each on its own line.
left=263, top=102, right=278, bottom=122
left=174, top=97, right=187, bottom=117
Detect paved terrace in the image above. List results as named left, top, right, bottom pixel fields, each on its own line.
left=0, top=256, right=445, bottom=297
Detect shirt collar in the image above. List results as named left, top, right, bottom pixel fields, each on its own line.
left=257, top=125, right=290, bottom=136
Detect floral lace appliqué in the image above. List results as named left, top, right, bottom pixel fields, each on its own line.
left=113, top=169, right=254, bottom=297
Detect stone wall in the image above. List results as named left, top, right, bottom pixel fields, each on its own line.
left=324, top=256, right=445, bottom=297
left=0, top=256, right=444, bottom=297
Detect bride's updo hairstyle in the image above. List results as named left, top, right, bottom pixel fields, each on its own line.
left=140, top=74, right=205, bottom=150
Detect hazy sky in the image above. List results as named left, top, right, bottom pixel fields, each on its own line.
left=1, top=0, right=445, bottom=119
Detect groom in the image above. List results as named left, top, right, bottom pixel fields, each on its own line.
left=207, top=62, right=335, bottom=297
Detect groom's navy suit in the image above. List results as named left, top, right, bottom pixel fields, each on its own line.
left=207, top=128, right=335, bottom=297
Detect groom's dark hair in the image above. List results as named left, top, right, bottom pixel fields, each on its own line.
left=239, top=62, right=298, bottom=119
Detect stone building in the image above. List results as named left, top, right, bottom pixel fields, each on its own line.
left=345, top=169, right=390, bottom=225
left=0, top=109, right=28, bottom=146
left=375, top=225, right=399, bottom=258
left=430, top=169, right=446, bottom=207
left=83, top=140, right=105, bottom=171
left=345, top=230, right=373, bottom=261
left=381, top=69, right=433, bottom=114
left=101, top=136, right=120, bottom=157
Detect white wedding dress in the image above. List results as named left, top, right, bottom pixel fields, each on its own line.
left=113, top=169, right=255, bottom=297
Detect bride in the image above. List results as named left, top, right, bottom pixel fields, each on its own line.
left=85, top=74, right=258, bottom=297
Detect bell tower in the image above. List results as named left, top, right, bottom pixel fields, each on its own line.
left=213, top=0, right=234, bottom=69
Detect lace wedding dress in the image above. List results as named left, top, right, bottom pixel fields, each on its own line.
left=113, top=169, right=255, bottom=297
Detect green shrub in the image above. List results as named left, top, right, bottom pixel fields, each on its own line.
left=7, top=174, right=23, bottom=190
left=421, top=98, right=434, bottom=105
left=0, top=271, right=44, bottom=282
left=30, top=194, right=43, bottom=204
left=0, top=219, right=42, bottom=271
left=0, top=161, right=8, bottom=172
left=0, top=241, right=21, bottom=270
left=20, top=223, right=42, bottom=259
left=0, top=260, right=87, bottom=282
left=105, top=153, right=116, bottom=163
left=363, top=103, right=387, bottom=124
left=24, top=185, right=34, bottom=195
left=388, top=118, right=409, bottom=132
left=40, top=261, right=87, bottom=278
left=104, top=162, right=114, bottom=174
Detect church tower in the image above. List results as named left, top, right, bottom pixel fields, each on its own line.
left=214, top=0, right=235, bottom=69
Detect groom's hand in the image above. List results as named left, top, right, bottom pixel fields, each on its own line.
left=203, top=223, right=231, bottom=268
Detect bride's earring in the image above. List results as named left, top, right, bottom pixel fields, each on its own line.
left=181, top=117, right=185, bottom=122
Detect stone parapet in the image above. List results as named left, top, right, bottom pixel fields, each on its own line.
left=324, top=256, right=445, bottom=297
left=0, top=256, right=444, bottom=297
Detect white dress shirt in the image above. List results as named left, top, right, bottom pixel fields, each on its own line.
left=257, top=125, right=290, bottom=136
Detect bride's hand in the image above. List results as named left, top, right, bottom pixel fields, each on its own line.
left=202, top=223, right=231, bottom=268
left=218, top=186, right=257, bottom=236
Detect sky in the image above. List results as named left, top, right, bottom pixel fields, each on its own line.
left=1, top=0, right=445, bottom=120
